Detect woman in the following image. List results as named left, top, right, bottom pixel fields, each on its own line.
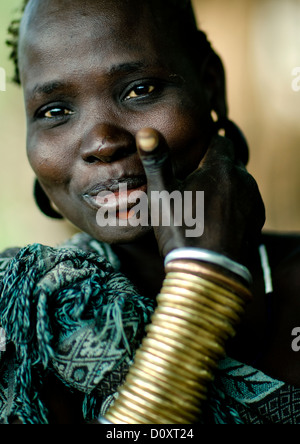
left=1, top=0, right=299, bottom=424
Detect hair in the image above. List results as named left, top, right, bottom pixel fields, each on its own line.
left=6, top=0, right=28, bottom=84
left=6, top=0, right=213, bottom=86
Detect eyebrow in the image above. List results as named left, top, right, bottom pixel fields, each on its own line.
left=30, top=81, right=67, bottom=99
left=28, top=61, right=154, bottom=101
left=109, top=61, right=148, bottom=75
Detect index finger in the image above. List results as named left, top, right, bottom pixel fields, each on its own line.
left=136, top=128, right=177, bottom=193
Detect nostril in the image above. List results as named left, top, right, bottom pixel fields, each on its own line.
left=81, top=124, right=136, bottom=163
left=84, top=144, right=136, bottom=164
left=112, top=145, right=136, bottom=160
left=85, top=155, right=102, bottom=164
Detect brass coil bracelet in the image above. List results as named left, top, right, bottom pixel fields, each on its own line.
left=104, top=259, right=252, bottom=424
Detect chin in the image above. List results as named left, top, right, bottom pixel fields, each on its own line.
left=87, top=223, right=153, bottom=246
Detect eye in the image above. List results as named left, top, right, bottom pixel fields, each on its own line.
left=43, top=107, right=74, bottom=118
left=124, top=84, right=156, bottom=101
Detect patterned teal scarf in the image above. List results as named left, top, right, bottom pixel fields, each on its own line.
left=0, top=234, right=155, bottom=424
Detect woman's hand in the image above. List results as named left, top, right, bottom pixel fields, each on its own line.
left=136, top=128, right=265, bottom=264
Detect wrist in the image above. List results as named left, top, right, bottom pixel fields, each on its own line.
left=164, top=247, right=252, bottom=288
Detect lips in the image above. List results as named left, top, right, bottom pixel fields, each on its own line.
left=83, top=175, right=148, bottom=212
left=86, top=175, right=147, bottom=195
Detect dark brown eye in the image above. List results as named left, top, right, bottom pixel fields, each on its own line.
left=124, top=84, right=155, bottom=100
left=44, top=107, right=74, bottom=118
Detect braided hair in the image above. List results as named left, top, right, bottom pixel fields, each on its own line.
left=6, top=0, right=29, bottom=85
left=6, top=0, right=213, bottom=86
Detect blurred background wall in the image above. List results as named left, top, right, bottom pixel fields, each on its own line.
left=0, top=0, right=299, bottom=251
left=194, top=0, right=300, bottom=234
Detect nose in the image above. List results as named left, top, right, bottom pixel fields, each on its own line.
left=81, top=123, right=136, bottom=163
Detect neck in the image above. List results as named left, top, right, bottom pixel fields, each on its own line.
left=112, top=232, right=165, bottom=299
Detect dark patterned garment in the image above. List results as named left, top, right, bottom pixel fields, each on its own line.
left=0, top=233, right=299, bottom=424
left=204, top=358, right=300, bottom=424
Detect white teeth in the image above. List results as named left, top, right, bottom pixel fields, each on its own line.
left=95, top=183, right=147, bottom=211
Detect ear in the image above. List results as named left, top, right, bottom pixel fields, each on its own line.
left=195, top=42, right=249, bottom=165
left=34, top=179, right=64, bottom=219
left=199, top=48, right=228, bottom=121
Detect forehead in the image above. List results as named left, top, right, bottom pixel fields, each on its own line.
left=21, top=0, right=153, bottom=40
left=18, top=0, right=183, bottom=86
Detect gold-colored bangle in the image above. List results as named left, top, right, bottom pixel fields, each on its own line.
left=134, top=348, right=210, bottom=396
left=140, top=337, right=215, bottom=381
left=146, top=317, right=225, bottom=358
left=145, top=323, right=220, bottom=364
left=109, top=390, right=199, bottom=424
left=162, top=271, right=247, bottom=315
left=125, top=373, right=202, bottom=410
left=144, top=333, right=215, bottom=376
left=164, top=272, right=247, bottom=309
left=158, top=289, right=242, bottom=323
left=166, top=260, right=252, bottom=300
left=129, top=362, right=207, bottom=399
left=156, top=300, right=236, bottom=339
left=104, top=260, right=252, bottom=424
left=165, top=268, right=250, bottom=306
left=150, top=309, right=231, bottom=342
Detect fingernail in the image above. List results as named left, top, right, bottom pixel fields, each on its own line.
left=137, top=130, right=159, bottom=152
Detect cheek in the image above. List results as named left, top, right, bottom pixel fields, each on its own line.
left=26, top=132, right=75, bottom=186
left=151, top=104, right=213, bottom=177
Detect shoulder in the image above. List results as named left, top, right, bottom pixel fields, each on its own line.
left=262, top=231, right=300, bottom=272
left=0, top=247, right=21, bottom=259
left=262, top=231, right=300, bottom=295
left=262, top=230, right=300, bottom=315
left=0, top=248, right=21, bottom=285
left=0, top=247, right=21, bottom=267
left=0, top=232, right=120, bottom=275
left=259, top=232, right=300, bottom=387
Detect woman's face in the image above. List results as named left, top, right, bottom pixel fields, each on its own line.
left=19, top=0, right=215, bottom=244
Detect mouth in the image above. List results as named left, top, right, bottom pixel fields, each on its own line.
left=83, top=175, right=148, bottom=216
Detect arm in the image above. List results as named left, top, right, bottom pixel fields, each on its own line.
left=100, top=129, right=266, bottom=424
